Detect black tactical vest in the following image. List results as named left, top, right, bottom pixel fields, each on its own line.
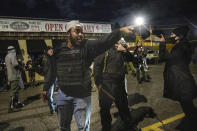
left=104, top=48, right=126, bottom=76
left=55, top=45, right=92, bottom=98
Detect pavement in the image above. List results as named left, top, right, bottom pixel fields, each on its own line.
left=0, top=63, right=197, bottom=131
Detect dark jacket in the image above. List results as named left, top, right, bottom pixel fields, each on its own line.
left=159, top=39, right=197, bottom=101
left=43, top=54, right=56, bottom=91
left=133, top=46, right=147, bottom=67
left=26, top=60, right=36, bottom=74
left=44, top=29, right=124, bottom=98
left=94, top=47, right=133, bottom=86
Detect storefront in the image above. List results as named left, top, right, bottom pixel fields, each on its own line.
left=0, top=17, right=112, bottom=82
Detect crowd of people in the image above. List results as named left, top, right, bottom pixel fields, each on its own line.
left=0, top=21, right=197, bottom=131
left=0, top=56, right=39, bottom=90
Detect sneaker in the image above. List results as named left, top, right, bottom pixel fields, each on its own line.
left=15, top=102, right=24, bottom=108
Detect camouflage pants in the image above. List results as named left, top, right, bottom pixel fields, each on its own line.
left=10, top=80, right=20, bottom=97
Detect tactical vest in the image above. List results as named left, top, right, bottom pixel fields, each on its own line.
left=55, top=47, right=91, bottom=98
left=102, top=49, right=126, bottom=77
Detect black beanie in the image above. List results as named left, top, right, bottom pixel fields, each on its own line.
left=172, top=25, right=189, bottom=37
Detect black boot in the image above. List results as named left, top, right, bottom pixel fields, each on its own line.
left=15, top=99, right=24, bottom=109
left=15, top=101, right=24, bottom=108
left=13, top=93, right=24, bottom=109
left=176, top=115, right=197, bottom=131
left=177, top=101, right=197, bottom=131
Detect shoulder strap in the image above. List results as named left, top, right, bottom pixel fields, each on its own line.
left=103, top=51, right=109, bottom=73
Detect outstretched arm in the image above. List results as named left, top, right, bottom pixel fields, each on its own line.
left=85, top=26, right=135, bottom=60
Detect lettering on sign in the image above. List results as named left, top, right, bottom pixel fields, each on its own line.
left=83, top=25, right=95, bottom=33
left=45, top=23, right=63, bottom=32
left=0, top=18, right=111, bottom=33
left=10, top=22, right=29, bottom=30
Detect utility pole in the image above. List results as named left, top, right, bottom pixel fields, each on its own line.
left=149, top=25, right=153, bottom=47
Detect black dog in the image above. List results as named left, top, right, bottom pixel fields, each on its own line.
left=128, top=93, right=147, bottom=106
left=112, top=106, right=157, bottom=131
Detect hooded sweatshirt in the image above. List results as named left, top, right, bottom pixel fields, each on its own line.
left=5, top=49, right=21, bottom=81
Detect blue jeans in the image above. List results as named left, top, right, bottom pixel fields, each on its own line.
left=84, top=96, right=91, bottom=131
left=18, top=79, right=25, bottom=89
left=56, top=91, right=91, bottom=131
left=47, top=84, right=55, bottom=111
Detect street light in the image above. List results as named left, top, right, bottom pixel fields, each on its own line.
left=135, top=17, right=144, bottom=26
left=135, top=16, right=144, bottom=37
left=134, top=16, right=153, bottom=46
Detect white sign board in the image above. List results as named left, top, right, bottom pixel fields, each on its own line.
left=0, top=18, right=111, bottom=33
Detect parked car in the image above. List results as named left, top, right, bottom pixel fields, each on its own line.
left=146, top=50, right=159, bottom=63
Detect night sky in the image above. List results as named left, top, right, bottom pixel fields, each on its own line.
left=0, top=0, right=196, bottom=25
left=0, top=0, right=197, bottom=39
